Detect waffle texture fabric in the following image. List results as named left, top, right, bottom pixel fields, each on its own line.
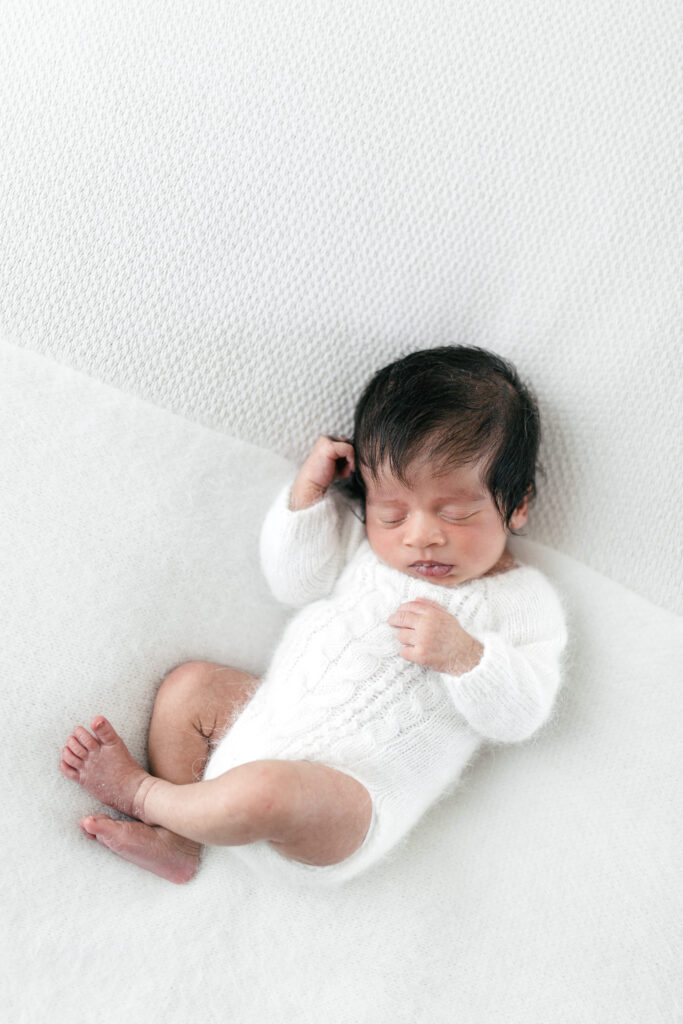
left=1, top=1, right=681, bottom=614
left=204, top=483, right=567, bottom=883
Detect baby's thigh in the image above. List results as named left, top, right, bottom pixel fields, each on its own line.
left=266, top=759, right=373, bottom=868
left=154, top=660, right=260, bottom=737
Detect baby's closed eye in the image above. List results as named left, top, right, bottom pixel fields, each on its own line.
left=440, top=510, right=477, bottom=522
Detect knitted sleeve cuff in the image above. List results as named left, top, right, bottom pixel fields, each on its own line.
left=439, top=629, right=563, bottom=744
left=259, top=481, right=363, bottom=606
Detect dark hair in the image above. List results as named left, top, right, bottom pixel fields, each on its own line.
left=341, top=345, right=541, bottom=529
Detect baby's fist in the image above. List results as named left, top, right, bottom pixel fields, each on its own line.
left=388, top=597, right=483, bottom=675
left=289, top=435, right=355, bottom=510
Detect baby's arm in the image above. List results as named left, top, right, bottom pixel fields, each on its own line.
left=259, top=436, right=365, bottom=607
left=389, top=576, right=567, bottom=743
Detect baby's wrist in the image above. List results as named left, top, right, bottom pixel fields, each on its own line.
left=445, top=636, right=484, bottom=676
left=288, top=479, right=327, bottom=511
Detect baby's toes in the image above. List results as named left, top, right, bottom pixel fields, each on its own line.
left=59, top=758, right=80, bottom=780
left=80, top=814, right=109, bottom=838
left=90, top=717, right=120, bottom=746
left=66, top=734, right=89, bottom=758
left=74, top=725, right=99, bottom=751
left=61, top=744, right=86, bottom=771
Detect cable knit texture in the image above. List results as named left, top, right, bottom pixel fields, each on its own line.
left=205, top=483, right=567, bottom=883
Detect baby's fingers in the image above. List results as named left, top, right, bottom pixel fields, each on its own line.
left=394, top=628, right=416, bottom=647
left=324, top=436, right=356, bottom=478
left=387, top=608, right=417, bottom=629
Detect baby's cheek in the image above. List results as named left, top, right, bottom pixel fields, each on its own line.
left=366, top=528, right=401, bottom=569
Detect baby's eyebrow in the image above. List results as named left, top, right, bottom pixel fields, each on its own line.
left=439, top=492, right=488, bottom=503
left=367, top=491, right=487, bottom=505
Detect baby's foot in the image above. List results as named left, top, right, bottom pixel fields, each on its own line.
left=59, top=717, right=154, bottom=820
left=80, top=815, right=200, bottom=884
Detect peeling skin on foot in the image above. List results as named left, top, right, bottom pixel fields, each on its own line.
left=60, top=716, right=200, bottom=883
left=59, top=716, right=153, bottom=822
left=79, top=815, right=199, bottom=884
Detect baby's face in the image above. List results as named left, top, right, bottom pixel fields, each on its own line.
left=363, top=455, right=528, bottom=587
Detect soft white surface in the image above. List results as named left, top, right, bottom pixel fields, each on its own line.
left=1, top=1, right=682, bottom=612
left=1, top=341, right=681, bottom=1023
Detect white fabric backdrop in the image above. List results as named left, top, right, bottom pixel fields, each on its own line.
left=1, top=0, right=681, bottom=613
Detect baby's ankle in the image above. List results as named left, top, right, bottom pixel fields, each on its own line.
left=132, top=774, right=160, bottom=823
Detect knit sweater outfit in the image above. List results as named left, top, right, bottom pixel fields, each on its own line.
left=204, top=482, right=567, bottom=885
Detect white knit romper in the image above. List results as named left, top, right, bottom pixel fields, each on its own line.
left=204, top=484, right=567, bottom=885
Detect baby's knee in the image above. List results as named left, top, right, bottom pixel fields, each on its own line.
left=155, top=660, right=218, bottom=708
left=222, top=761, right=295, bottom=838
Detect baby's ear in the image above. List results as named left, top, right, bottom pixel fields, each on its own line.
left=509, top=491, right=530, bottom=531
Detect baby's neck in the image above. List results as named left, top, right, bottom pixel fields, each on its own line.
left=482, top=549, right=518, bottom=578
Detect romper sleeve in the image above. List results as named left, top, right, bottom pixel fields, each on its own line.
left=439, top=568, right=568, bottom=744
left=259, top=481, right=366, bottom=607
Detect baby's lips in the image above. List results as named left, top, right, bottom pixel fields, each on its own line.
left=409, top=562, right=453, bottom=577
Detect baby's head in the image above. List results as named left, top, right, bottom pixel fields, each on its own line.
left=344, top=345, right=541, bottom=586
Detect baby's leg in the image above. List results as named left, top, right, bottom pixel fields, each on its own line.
left=139, top=756, right=373, bottom=866
left=147, top=660, right=260, bottom=783
left=60, top=660, right=258, bottom=882
left=61, top=718, right=373, bottom=873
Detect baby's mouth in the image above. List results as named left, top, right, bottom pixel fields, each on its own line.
left=409, top=562, right=453, bottom=578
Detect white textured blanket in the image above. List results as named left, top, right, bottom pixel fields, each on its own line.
left=2, top=343, right=680, bottom=1023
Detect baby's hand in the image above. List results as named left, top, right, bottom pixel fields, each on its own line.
left=388, top=598, right=483, bottom=675
left=289, top=435, right=355, bottom=510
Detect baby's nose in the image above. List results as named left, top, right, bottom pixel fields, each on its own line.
left=403, top=513, right=446, bottom=547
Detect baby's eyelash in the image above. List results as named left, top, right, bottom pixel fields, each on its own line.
left=377, top=512, right=475, bottom=526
